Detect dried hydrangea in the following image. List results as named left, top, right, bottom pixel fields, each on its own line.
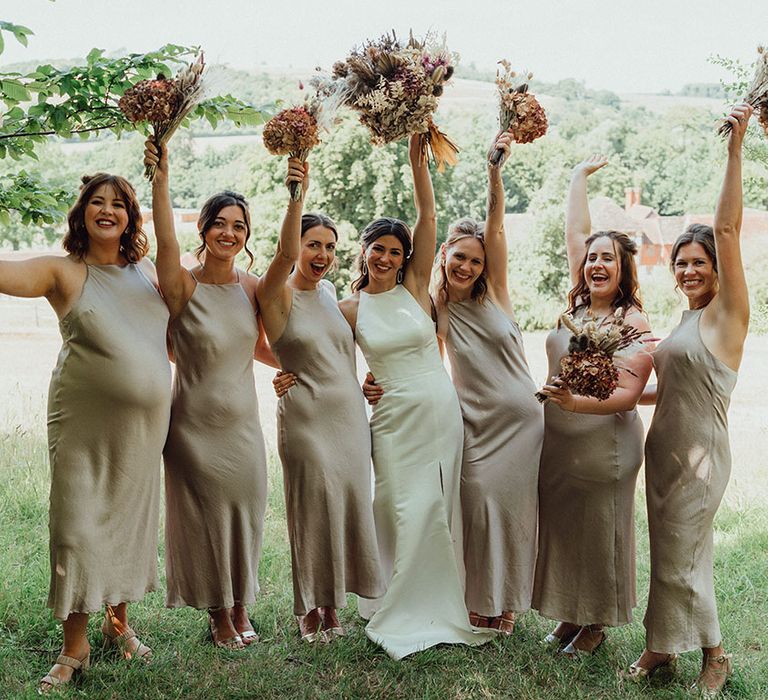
left=262, top=107, right=320, bottom=157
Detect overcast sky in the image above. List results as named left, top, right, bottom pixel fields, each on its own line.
left=2, top=0, right=766, bottom=94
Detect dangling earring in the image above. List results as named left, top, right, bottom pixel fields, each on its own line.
left=361, top=259, right=368, bottom=275
left=396, top=268, right=404, bottom=284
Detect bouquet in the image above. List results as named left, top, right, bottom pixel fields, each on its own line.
left=535, top=308, right=648, bottom=403
left=262, top=76, right=348, bottom=200
left=119, top=53, right=207, bottom=181
left=718, top=46, right=768, bottom=138
left=331, top=31, right=459, bottom=171
left=490, top=60, right=548, bottom=166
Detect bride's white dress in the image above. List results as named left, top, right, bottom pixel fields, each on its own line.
left=356, top=284, right=492, bottom=659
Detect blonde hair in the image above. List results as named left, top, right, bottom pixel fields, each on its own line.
left=431, top=217, right=489, bottom=303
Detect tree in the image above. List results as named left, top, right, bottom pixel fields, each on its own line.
left=0, top=19, right=270, bottom=226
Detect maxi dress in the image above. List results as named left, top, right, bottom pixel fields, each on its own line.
left=532, top=308, right=644, bottom=627
left=643, top=308, right=737, bottom=653
left=271, top=280, right=384, bottom=615
left=355, top=284, right=493, bottom=660
left=163, top=275, right=267, bottom=609
left=446, top=299, right=544, bottom=616
left=47, top=263, right=171, bottom=620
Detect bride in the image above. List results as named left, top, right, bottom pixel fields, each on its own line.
left=338, top=134, right=493, bottom=660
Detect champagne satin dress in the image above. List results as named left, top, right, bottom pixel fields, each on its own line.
left=163, top=276, right=267, bottom=609
left=47, top=263, right=171, bottom=620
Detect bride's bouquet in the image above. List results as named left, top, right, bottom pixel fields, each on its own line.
left=535, top=308, right=648, bottom=403
left=489, top=60, right=548, bottom=165
left=331, top=31, right=459, bottom=171
left=118, top=53, right=206, bottom=181
left=718, top=45, right=768, bottom=138
left=262, top=76, right=349, bottom=200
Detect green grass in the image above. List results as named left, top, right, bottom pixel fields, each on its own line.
left=1, top=427, right=767, bottom=699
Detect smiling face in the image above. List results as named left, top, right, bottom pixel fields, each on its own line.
left=444, top=237, right=485, bottom=297
left=83, top=184, right=130, bottom=245
left=673, top=241, right=717, bottom=308
left=297, top=225, right=336, bottom=284
left=365, top=234, right=405, bottom=286
left=584, top=236, right=621, bottom=301
left=201, top=204, right=247, bottom=262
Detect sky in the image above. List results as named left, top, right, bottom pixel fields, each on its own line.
left=1, top=0, right=767, bottom=94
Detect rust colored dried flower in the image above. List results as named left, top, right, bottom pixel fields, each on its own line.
left=119, top=79, right=181, bottom=124
left=506, top=93, right=548, bottom=144
left=262, top=107, right=320, bottom=157
left=559, top=350, right=619, bottom=401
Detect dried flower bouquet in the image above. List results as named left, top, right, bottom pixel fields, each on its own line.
left=718, top=45, right=768, bottom=138
left=331, top=30, right=458, bottom=171
left=490, top=60, right=548, bottom=166
left=119, top=53, right=206, bottom=181
left=535, top=308, right=648, bottom=403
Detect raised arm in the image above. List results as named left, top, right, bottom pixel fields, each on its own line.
left=403, top=133, right=437, bottom=309
left=483, top=132, right=512, bottom=303
left=144, top=141, right=193, bottom=318
left=710, top=104, right=752, bottom=336
left=565, top=155, right=608, bottom=285
left=255, top=159, right=307, bottom=342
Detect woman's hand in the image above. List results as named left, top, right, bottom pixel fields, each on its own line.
left=362, top=372, right=384, bottom=406
left=144, top=140, right=168, bottom=183
left=273, top=370, right=297, bottom=398
left=488, top=131, right=513, bottom=169
left=285, top=158, right=309, bottom=198
left=537, top=377, right=577, bottom=412
left=573, top=154, right=608, bottom=178
left=725, top=103, right=753, bottom=154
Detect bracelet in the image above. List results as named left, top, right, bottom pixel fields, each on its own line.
left=572, top=396, right=579, bottom=413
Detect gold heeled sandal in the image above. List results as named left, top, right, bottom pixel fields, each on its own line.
left=692, top=653, right=733, bottom=698
left=38, top=652, right=90, bottom=694
left=626, top=653, right=678, bottom=681
left=102, top=607, right=152, bottom=662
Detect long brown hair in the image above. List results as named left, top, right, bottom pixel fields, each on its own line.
left=195, top=191, right=254, bottom=271
left=64, top=173, right=148, bottom=262
left=565, top=230, right=643, bottom=316
left=351, top=217, right=413, bottom=292
left=670, top=223, right=717, bottom=272
left=431, top=217, right=489, bottom=304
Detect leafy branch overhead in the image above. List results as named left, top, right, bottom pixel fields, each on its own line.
left=0, top=24, right=273, bottom=223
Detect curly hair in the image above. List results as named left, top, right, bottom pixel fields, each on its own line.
left=565, top=230, right=643, bottom=316
left=351, top=217, right=413, bottom=292
left=63, top=173, right=148, bottom=262
left=431, top=217, right=488, bottom=304
left=195, top=191, right=254, bottom=271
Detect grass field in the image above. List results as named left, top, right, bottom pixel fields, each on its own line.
left=1, top=297, right=767, bottom=699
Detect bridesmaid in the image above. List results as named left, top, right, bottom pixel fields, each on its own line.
left=145, top=142, right=270, bottom=649
left=0, top=173, right=171, bottom=691
left=628, top=104, right=753, bottom=697
left=535, top=155, right=653, bottom=655
left=256, top=159, right=383, bottom=642
left=433, top=133, right=543, bottom=632
left=341, top=135, right=493, bottom=660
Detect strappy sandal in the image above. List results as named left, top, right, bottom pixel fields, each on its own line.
left=296, top=612, right=324, bottom=643
left=208, top=615, right=245, bottom=650
left=692, top=653, right=733, bottom=698
left=102, top=606, right=152, bottom=662
left=561, top=625, right=606, bottom=658
left=542, top=622, right=580, bottom=648
left=490, top=611, right=516, bottom=636
left=319, top=607, right=344, bottom=641
left=38, top=652, right=90, bottom=694
left=626, top=652, right=677, bottom=681
left=469, top=611, right=491, bottom=628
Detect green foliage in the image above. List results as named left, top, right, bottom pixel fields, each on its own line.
left=0, top=20, right=33, bottom=56
left=0, top=171, right=71, bottom=228
left=0, top=23, right=271, bottom=223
